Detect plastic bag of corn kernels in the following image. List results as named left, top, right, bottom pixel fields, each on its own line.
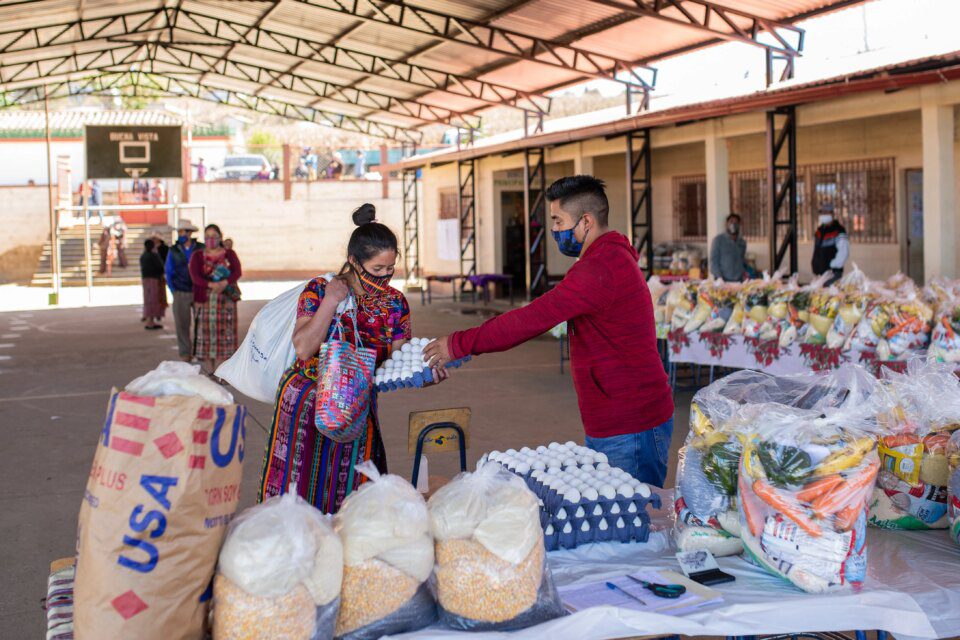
left=333, top=462, right=436, bottom=640
left=428, top=462, right=566, bottom=631
left=214, top=489, right=342, bottom=640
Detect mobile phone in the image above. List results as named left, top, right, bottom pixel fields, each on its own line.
left=688, top=567, right=735, bottom=586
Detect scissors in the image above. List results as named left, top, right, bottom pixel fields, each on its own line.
left=625, top=574, right=686, bottom=598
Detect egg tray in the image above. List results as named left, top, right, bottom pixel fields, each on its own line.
left=374, top=356, right=471, bottom=393
left=545, top=513, right=651, bottom=551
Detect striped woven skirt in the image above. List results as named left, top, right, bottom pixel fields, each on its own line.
left=141, top=277, right=167, bottom=319
left=194, top=291, right=237, bottom=360
left=257, top=367, right=386, bottom=514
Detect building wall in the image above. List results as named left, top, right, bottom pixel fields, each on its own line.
left=0, top=140, right=85, bottom=187
left=0, top=180, right=403, bottom=279
left=414, top=91, right=960, bottom=284
left=0, top=185, right=54, bottom=282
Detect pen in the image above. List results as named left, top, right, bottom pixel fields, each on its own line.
left=605, top=581, right=648, bottom=606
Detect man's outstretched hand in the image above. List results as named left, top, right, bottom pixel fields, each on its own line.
left=424, top=336, right=452, bottom=369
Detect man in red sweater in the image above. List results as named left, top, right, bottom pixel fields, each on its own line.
left=425, top=175, right=675, bottom=486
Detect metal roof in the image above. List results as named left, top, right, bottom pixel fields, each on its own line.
left=0, top=0, right=870, bottom=142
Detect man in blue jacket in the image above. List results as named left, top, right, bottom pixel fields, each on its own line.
left=165, top=220, right=204, bottom=361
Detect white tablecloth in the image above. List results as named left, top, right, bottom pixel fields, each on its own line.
left=393, top=489, right=960, bottom=640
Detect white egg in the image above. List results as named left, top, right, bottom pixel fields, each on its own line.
left=520, top=446, right=532, bottom=454
left=627, top=502, right=638, bottom=514
left=599, top=485, right=616, bottom=500
left=546, top=458, right=562, bottom=470
left=548, top=442, right=561, bottom=450
left=594, top=452, right=608, bottom=463
left=562, top=522, right=573, bottom=534
left=581, top=463, right=596, bottom=473
left=635, top=483, right=652, bottom=498
left=580, top=521, right=591, bottom=532
left=505, top=448, right=518, bottom=456
left=545, top=466, right=560, bottom=476
left=591, top=504, right=603, bottom=516
left=391, top=350, right=403, bottom=361
left=564, top=440, right=577, bottom=449
left=557, top=507, right=568, bottom=519
left=536, top=445, right=548, bottom=455
left=632, top=516, right=644, bottom=528
left=574, top=506, right=586, bottom=518
left=617, top=483, right=635, bottom=499
left=596, top=462, right=611, bottom=472
left=531, top=460, right=546, bottom=471
left=531, top=469, right=544, bottom=480
left=564, top=488, right=581, bottom=503
left=610, top=502, right=621, bottom=515
left=545, top=524, right=554, bottom=535
left=616, top=517, right=626, bottom=528
left=562, top=457, right=578, bottom=468
left=515, top=462, right=530, bottom=475
left=582, top=487, right=599, bottom=501
left=598, top=518, right=609, bottom=531
left=400, top=343, right=412, bottom=353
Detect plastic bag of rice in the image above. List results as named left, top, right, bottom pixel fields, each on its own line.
left=213, top=489, right=342, bottom=640
left=428, top=462, right=565, bottom=631
left=333, top=462, right=436, bottom=639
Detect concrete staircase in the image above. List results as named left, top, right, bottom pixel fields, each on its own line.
left=31, top=223, right=173, bottom=286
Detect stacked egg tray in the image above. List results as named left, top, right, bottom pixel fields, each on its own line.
left=374, top=337, right=472, bottom=393
left=485, top=441, right=661, bottom=551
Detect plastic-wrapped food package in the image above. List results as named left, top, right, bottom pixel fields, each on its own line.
left=683, top=280, right=740, bottom=334
left=667, top=281, right=698, bottom=331
left=868, top=359, right=960, bottom=530
left=673, top=365, right=881, bottom=559
left=850, top=290, right=933, bottom=361
left=824, top=267, right=871, bottom=350
left=948, top=431, right=960, bottom=545
left=804, top=287, right=842, bottom=345
left=333, top=462, right=436, bottom=639
left=928, top=292, right=960, bottom=363
left=428, top=462, right=565, bottom=631
left=740, top=274, right=782, bottom=339
left=214, top=490, right=342, bottom=640
left=648, top=275, right=667, bottom=324
left=738, top=406, right=882, bottom=594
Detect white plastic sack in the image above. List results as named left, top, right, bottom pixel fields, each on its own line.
left=215, top=281, right=304, bottom=402
left=217, top=276, right=358, bottom=402
left=126, top=360, right=233, bottom=405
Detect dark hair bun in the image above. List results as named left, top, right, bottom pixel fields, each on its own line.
left=352, top=203, right=376, bottom=226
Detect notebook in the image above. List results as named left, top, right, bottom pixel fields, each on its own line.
left=558, top=568, right=724, bottom=616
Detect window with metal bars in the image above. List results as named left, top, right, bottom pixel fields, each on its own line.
left=672, top=175, right=707, bottom=241
left=439, top=190, right=458, bottom=220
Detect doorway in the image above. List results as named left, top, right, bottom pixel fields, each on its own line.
left=501, top=191, right=526, bottom=290
left=904, top=169, right=924, bottom=282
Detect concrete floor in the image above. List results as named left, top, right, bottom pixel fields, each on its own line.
left=0, top=294, right=691, bottom=638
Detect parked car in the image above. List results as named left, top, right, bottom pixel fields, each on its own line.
left=216, top=154, right=275, bottom=180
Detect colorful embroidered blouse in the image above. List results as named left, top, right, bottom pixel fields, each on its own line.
left=294, top=276, right=411, bottom=380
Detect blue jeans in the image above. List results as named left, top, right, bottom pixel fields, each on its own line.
left=585, top=418, right=674, bottom=488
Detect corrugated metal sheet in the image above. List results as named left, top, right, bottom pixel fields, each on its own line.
left=0, top=109, right=182, bottom=131
left=0, top=0, right=873, bottom=138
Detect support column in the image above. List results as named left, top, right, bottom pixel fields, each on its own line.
left=282, top=143, right=291, bottom=201
left=524, top=146, right=548, bottom=299
left=766, top=106, right=798, bottom=275
left=573, top=144, right=595, bottom=176
left=921, top=103, right=956, bottom=280
left=705, top=121, right=730, bottom=254
left=626, top=129, right=653, bottom=274
left=457, top=158, right=477, bottom=289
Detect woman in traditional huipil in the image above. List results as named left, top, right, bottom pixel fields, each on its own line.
left=188, top=223, right=242, bottom=373
left=258, top=203, right=434, bottom=513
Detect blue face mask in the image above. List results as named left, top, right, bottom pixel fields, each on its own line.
left=552, top=216, right=585, bottom=257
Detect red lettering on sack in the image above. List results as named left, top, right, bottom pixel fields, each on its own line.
left=193, top=430, right=209, bottom=444
left=111, top=590, right=148, bottom=619
left=189, top=455, right=206, bottom=469
left=117, top=393, right=156, bottom=407
left=153, top=432, right=184, bottom=459
left=115, top=411, right=151, bottom=431
left=197, top=406, right=214, bottom=420
left=110, top=437, right=144, bottom=457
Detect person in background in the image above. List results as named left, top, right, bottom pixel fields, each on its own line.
left=140, top=239, right=167, bottom=330
left=111, top=219, right=128, bottom=268
left=354, top=148, right=366, bottom=178
left=256, top=163, right=272, bottom=180
left=258, top=203, right=442, bottom=513
left=709, top=213, right=747, bottom=282
left=89, top=180, right=103, bottom=225
left=188, top=223, right=242, bottom=375
left=165, top=220, right=204, bottom=362
left=150, top=179, right=166, bottom=202
left=77, top=180, right=90, bottom=207
left=196, top=158, right=207, bottom=182
left=152, top=232, right=169, bottom=264
left=424, top=176, right=674, bottom=487
left=97, top=223, right=116, bottom=275
left=812, top=204, right=849, bottom=286
left=223, top=238, right=233, bottom=252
